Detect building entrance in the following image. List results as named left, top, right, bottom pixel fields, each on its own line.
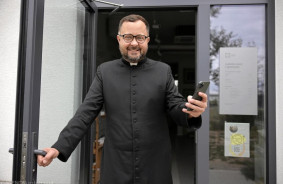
left=94, top=9, right=197, bottom=184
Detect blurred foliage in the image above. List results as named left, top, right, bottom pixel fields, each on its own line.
left=210, top=28, right=243, bottom=86
left=210, top=6, right=243, bottom=86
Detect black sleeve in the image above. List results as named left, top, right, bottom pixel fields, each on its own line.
left=52, top=66, right=104, bottom=162
left=165, top=66, right=202, bottom=130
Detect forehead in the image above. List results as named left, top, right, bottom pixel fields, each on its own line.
left=119, top=20, right=148, bottom=35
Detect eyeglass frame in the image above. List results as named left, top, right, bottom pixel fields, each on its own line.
left=118, top=34, right=150, bottom=44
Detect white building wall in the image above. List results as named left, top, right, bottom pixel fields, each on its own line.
left=0, top=0, right=20, bottom=181
left=276, top=0, right=283, bottom=183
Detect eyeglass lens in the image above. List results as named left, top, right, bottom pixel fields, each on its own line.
left=123, top=34, right=147, bottom=43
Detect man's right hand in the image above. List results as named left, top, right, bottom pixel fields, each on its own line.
left=37, top=148, right=59, bottom=167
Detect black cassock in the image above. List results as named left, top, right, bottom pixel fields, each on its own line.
left=52, top=58, right=202, bottom=184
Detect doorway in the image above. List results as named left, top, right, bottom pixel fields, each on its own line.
left=94, top=9, right=197, bottom=184
left=9, top=1, right=275, bottom=184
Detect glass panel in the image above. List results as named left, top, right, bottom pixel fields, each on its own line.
left=209, top=5, right=266, bottom=184
left=38, top=1, right=85, bottom=183
left=0, top=1, right=20, bottom=182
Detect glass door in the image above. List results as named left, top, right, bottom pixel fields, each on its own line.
left=209, top=5, right=266, bottom=184
left=11, top=0, right=97, bottom=183
left=37, top=1, right=86, bottom=183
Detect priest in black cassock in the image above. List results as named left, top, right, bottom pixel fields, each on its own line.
left=38, top=14, right=208, bottom=184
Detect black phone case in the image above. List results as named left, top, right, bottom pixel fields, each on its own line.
left=187, top=81, right=210, bottom=111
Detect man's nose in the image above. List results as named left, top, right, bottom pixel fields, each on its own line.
left=130, top=37, right=139, bottom=45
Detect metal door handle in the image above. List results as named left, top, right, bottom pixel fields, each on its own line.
left=9, top=148, right=14, bottom=154
left=9, top=148, right=47, bottom=156
left=34, top=149, right=47, bottom=156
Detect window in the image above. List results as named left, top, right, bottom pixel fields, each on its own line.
left=209, top=5, right=266, bottom=184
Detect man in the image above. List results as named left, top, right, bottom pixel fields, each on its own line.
left=38, top=14, right=208, bottom=184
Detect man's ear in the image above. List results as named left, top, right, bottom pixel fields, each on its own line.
left=117, top=35, right=120, bottom=42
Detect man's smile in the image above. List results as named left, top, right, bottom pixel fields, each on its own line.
left=128, top=47, right=140, bottom=51
left=128, top=47, right=141, bottom=55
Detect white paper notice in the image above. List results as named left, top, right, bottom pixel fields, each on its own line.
left=225, top=122, right=250, bottom=158
left=219, top=47, right=258, bottom=115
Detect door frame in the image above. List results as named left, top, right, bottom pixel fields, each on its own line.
left=13, top=0, right=45, bottom=182
left=13, top=0, right=275, bottom=183
left=79, top=0, right=275, bottom=184
left=79, top=1, right=98, bottom=183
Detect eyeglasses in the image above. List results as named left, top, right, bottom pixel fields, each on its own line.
left=118, top=34, right=149, bottom=44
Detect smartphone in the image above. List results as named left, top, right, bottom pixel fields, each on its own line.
left=187, top=81, right=210, bottom=111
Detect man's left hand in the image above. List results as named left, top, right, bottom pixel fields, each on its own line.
left=182, top=92, right=208, bottom=118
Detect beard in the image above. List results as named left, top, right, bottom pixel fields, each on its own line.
left=119, top=45, right=147, bottom=63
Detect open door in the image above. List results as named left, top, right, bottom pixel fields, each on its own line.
left=10, top=0, right=98, bottom=183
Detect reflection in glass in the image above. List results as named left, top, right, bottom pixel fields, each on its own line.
left=209, top=5, right=266, bottom=184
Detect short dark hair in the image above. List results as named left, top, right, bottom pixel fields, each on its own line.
left=118, top=14, right=150, bottom=35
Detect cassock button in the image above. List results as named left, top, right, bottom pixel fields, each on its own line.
left=133, top=91, right=136, bottom=95
left=132, top=83, right=136, bottom=86
left=133, top=100, right=136, bottom=104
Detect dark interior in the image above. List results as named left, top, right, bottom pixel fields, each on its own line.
left=96, top=8, right=197, bottom=184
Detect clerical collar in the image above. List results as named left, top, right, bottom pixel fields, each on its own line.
left=121, top=58, right=147, bottom=66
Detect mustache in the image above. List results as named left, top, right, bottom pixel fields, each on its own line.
left=127, top=46, right=140, bottom=50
